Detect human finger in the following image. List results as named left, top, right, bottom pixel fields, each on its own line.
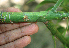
left=0, top=23, right=38, bottom=45
left=0, top=36, right=31, bottom=48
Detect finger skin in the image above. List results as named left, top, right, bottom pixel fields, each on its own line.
left=0, top=23, right=31, bottom=33
left=0, top=23, right=38, bottom=45
left=0, top=36, right=31, bottom=48
left=6, top=7, right=22, bottom=12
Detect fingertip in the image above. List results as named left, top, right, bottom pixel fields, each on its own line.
left=14, top=36, right=31, bottom=48
left=0, top=36, right=31, bottom=48
left=21, top=23, right=39, bottom=35
left=6, top=7, right=22, bottom=12
left=30, top=23, right=39, bottom=34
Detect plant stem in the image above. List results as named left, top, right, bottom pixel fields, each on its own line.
left=52, top=35, right=56, bottom=48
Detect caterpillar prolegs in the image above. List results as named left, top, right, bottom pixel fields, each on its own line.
left=0, top=11, right=69, bottom=23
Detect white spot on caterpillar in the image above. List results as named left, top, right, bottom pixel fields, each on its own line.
left=11, top=22, right=13, bottom=23
left=10, top=20, right=13, bottom=23
left=4, top=16, right=6, bottom=19
left=63, top=13, right=66, bottom=16
left=63, top=19, right=65, bottom=20
left=65, top=17, right=67, bottom=19
left=63, top=13, right=65, bottom=14
left=1, top=16, right=2, bottom=19
left=6, top=15, right=7, bottom=16
left=27, top=19, right=29, bottom=20
left=44, top=17, right=45, bottom=18
left=61, top=14, right=62, bottom=16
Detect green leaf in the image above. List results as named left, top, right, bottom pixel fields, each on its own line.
left=26, top=0, right=34, bottom=4
left=44, top=0, right=57, bottom=2
left=46, top=6, right=54, bottom=11
left=57, top=26, right=66, bottom=34
left=66, top=36, right=69, bottom=40
left=35, top=1, right=56, bottom=10
left=62, top=6, right=69, bottom=12
left=62, top=0, right=69, bottom=6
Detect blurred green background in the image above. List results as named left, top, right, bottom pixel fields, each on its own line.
left=0, top=0, right=69, bottom=48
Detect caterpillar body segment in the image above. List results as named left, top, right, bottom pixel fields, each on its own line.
left=0, top=11, right=69, bottom=23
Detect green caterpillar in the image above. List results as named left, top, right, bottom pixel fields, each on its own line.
left=0, top=0, right=69, bottom=47
left=0, top=11, right=69, bottom=23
